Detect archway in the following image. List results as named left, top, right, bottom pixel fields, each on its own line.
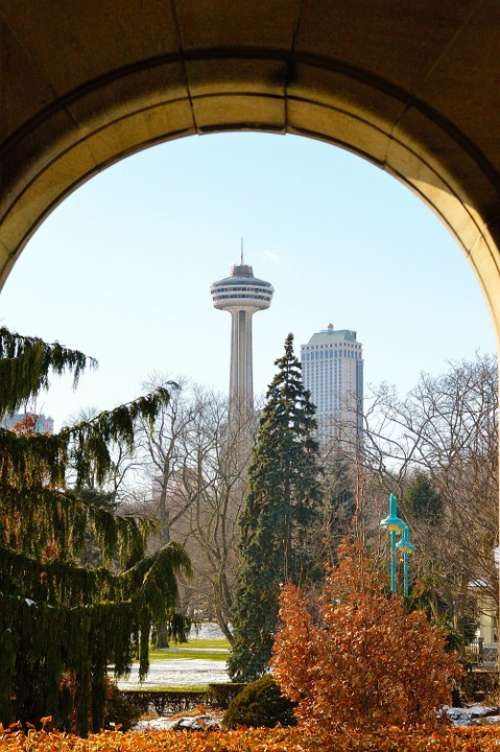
left=0, top=1, right=499, bottom=341
left=1, top=2, right=499, bottom=696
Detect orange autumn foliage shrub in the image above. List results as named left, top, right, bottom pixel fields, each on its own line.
left=271, top=544, right=462, bottom=733
left=1, top=726, right=500, bottom=752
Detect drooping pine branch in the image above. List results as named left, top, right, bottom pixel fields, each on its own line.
left=0, top=324, right=189, bottom=735
left=0, top=386, right=174, bottom=489
left=124, top=542, right=192, bottom=617
left=0, top=540, right=192, bottom=724
left=0, top=540, right=191, bottom=616
left=121, top=542, right=193, bottom=678
left=0, top=595, right=138, bottom=733
left=0, top=327, right=96, bottom=419
left=0, top=544, right=118, bottom=606
left=0, top=483, right=154, bottom=564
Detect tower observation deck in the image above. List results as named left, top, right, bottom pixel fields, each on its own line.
left=211, top=261, right=273, bottom=417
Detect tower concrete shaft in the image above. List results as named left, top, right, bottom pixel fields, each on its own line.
left=230, top=309, right=254, bottom=414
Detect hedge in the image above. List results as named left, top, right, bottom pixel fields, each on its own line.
left=1, top=726, right=500, bottom=751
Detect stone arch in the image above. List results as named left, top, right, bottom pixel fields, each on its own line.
left=0, top=2, right=499, bottom=342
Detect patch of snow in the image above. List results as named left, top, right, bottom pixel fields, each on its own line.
left=170, top=715, right=220, bottom=731
left=134, top=717, right=176, bottom=731
left=190, top=623, right=227, bottom=640
left=134, top=715, right=220, bottom=732
left=116, top=658, right=229, bottom=689
left=468, top=705, right=499, bottom=718
left=446, top=705, right=500, bottom=726
left=472, top=715, right=500, bottom=726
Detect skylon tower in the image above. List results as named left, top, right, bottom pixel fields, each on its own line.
left=211, top=253, right=273, bottom=418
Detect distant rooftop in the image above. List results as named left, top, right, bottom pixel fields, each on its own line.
left=305, top=323, right=358, bottom=346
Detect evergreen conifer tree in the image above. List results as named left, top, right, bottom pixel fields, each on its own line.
left=0, top=327, right=191, bottom=734
left=404, top=471, right=442, bottom=522
left=229, top=334, right=322, bottom=681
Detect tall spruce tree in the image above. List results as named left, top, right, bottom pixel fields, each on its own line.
left=0, top=327, right=191, bottom=734
left=229, top=333, right=322, bottom=681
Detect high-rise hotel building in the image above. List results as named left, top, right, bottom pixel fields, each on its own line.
left=301, top=324, right=363, bottom=449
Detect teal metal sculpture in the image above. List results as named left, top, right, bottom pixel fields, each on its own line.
left=380, top=493, right=405, bottom=594
left=396, top=524, right=416, bottom=597
left=380, top=493, right=415, bottom=596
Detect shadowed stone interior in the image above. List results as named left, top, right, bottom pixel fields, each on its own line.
left=0, top=0, right=499, bottom=343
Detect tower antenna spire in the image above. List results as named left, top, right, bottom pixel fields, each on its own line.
left=240, top=237, right=244, bottom=265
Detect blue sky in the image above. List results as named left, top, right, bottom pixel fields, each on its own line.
left=0, top=133, right=495, bottom=428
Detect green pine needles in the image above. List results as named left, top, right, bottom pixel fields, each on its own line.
left=229, top=334, right=322, bottom=682
left=0, top=327, right=94, bottom=418
left=0, top=327, right=191, bottom=734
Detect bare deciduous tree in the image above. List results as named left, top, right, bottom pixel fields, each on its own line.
left=134, top=379, right=254, bottom=641
left=359, top=355, right=498, bottom=637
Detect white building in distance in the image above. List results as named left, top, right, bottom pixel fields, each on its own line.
left=301, top=324, right=363, bottom=450
left=211, top=257, right=273, bottom=420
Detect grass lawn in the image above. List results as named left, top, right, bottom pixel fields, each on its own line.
left=121, top=684, right=209, bottom=693
left=147, top=637, right=230, bottom=661
left=148, top=649, right=228, bottom=661
left=171, top=638, right=230, bottom=650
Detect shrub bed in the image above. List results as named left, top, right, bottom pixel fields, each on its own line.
left=207, top=683, right=247, bottom=709
left=103, top=684, right=142, bottom=731
left=272, top=546, right=462, bottom=734
left=223, top=676, right=296, bottom=728
left=117, top=689, right=209, bottom=716
left=1, top=727, right=500, bottom=751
